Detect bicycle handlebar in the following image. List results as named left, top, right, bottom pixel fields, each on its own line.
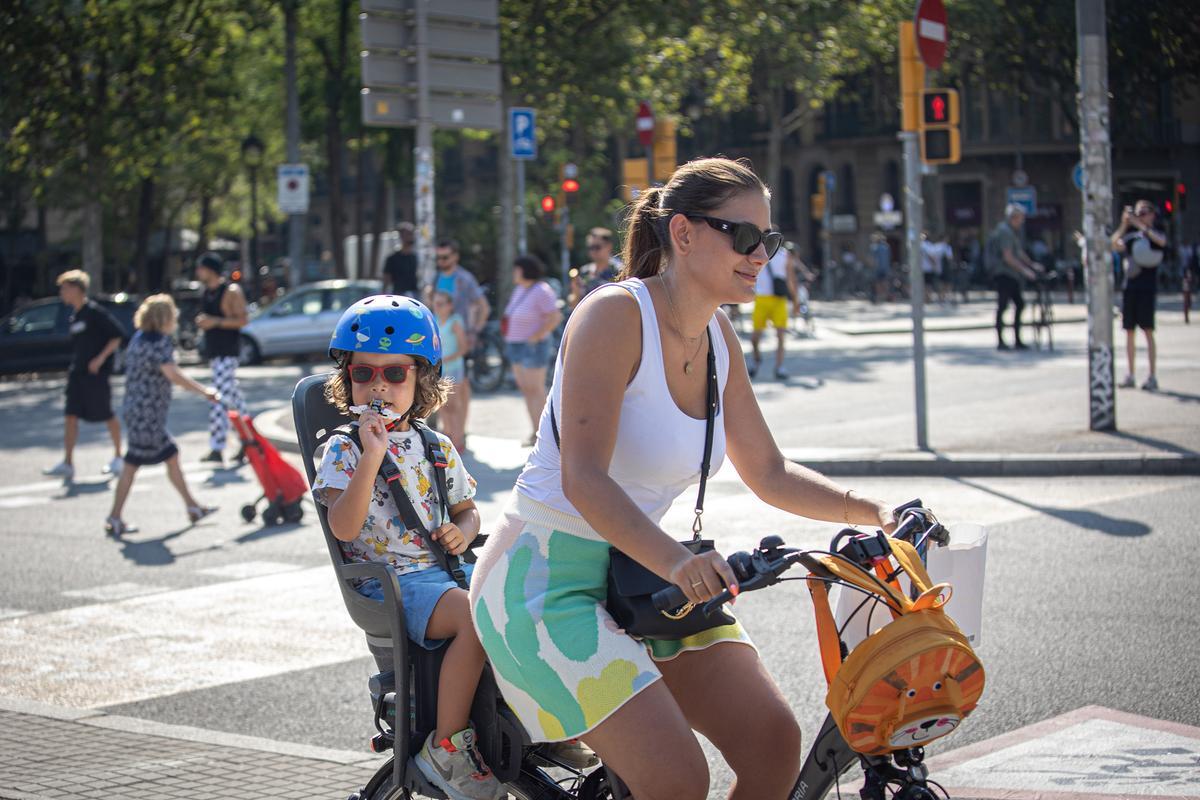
left=650, top=500, right=944, bottom=618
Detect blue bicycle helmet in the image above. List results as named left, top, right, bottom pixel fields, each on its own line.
left=329, top=295, right=442, bottom=367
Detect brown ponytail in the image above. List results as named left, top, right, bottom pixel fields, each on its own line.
left=619, top=157, right=769, bottom=280
left=621, top=187, right=668, bottom=279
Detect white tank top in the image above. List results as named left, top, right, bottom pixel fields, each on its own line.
left=516, top=278, right=729, bottom=523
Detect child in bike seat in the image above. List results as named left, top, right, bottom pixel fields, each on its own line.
left=313, top=295, right=504, bottom=800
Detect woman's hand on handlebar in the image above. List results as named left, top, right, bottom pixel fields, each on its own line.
left=874, top=500, right=899, bottom=534
left=669, top=550, right=739, bottom=605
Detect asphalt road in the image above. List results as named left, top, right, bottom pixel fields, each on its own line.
left=0, top=325, right=1197, bottom=797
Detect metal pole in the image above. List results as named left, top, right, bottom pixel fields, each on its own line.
left=821, top=171, right=834, bottom=300
left=516, top=160, right=526, bottom=255
left=902, top=131, right=929, bottom=450
left=413, top=0, right=436, bottom=294
left=284, top=1, right=303, bottom=290
left=1077, top=0, right=1116, bottom=430
left=250, top=165, right=260, bottom=299
left=560, top=207, right=571, bottom=293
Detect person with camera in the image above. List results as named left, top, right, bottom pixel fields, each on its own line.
left=1111, top=199, right=1167, bottom=391
left=469, top=158, right=897, bottom=800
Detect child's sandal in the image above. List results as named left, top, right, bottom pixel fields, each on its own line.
left=187, top=505, right=218, bottom=524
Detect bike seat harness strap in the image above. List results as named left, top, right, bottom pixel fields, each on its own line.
left=338, top=421, right=468, bottom=589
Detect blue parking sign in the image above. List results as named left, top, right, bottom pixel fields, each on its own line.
left=510, top=108, right=536, bottom=160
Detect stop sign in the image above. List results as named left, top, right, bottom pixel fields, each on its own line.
left=914, top=0, right=947, bottom=70
left=636, top=101, right=654, bottom=147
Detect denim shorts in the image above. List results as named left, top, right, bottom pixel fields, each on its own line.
left=506, top=338, right=551, bottom=369
left=357, top=562, right=474, bottom=650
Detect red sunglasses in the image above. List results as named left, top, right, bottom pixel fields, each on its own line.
left=348, top=364, right=417, bottom=384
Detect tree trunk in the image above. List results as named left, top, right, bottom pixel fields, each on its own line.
left=132, top=177, right=155, bottom=292
left=195, top=194, right=211, bottom=264
left=765, top=79, right=785, bottom=208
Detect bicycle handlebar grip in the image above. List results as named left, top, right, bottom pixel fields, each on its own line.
left=651, top=584, right=689, bottom=612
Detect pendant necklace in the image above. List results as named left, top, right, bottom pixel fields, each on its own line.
left=660, top=273, right=705, bottom=374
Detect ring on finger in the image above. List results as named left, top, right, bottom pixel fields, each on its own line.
left=690, top=579, right=705, bottom=587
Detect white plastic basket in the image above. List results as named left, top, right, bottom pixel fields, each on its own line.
left=833, top=522, right=988, bottom=650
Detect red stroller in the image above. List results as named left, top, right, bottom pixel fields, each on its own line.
left=228, top=410, right=307, bottom=526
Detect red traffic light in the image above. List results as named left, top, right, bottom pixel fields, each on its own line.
left=562, top=178, right=580, bottom=193
left=1164, top=199, right=1174, bottom=214
left=931, top=95, right=946, bottom=121
left=541, top=195, right=556, bottom=213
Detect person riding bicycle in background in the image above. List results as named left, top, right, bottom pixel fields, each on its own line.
left=985, top=204, right=1046, bottom=351
left=469, top=157, right=899, bottom=800
left=1111, top=199, right=1167, bottom=391
left=313, top=297, right=503, bottom=800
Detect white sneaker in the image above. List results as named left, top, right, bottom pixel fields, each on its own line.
left=103, top=456, right=124, bottom=475
left=43, top=462, right=74, bottom=480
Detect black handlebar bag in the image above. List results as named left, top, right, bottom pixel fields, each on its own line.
left=554, top=329, right=736, bottom=640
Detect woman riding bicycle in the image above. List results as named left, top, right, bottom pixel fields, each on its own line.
left=469, top=157, right=898, bottom=800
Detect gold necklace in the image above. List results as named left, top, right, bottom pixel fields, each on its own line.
left=660, top=273, right=705, bottom=374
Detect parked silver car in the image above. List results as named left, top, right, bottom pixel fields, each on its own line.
left=238, top=279, right=381, bottom=365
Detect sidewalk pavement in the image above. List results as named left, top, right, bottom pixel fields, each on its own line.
left=0, top=696, right=384, bottom=800
left=256, top=296, right=1199, bottom=477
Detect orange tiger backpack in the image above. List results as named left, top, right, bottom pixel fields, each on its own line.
left=806, top=536, right=985, bottom=756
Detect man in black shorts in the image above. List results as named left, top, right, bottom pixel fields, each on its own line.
left=43, top=270, right=126, bottom=481
left=1111, top=199, right=1167, bottom=391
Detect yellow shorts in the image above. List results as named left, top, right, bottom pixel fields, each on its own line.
left=752, top=295, right=789, bottom=330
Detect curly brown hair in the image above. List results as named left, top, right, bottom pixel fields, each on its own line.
left=324, top=351, right=451, bottom=421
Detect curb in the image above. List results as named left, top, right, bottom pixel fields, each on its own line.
left=0, top=694, right=386, bottom=767
left=258, top=404, right=1199, bottom=477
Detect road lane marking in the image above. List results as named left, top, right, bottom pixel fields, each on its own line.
left=0, top=609, right=30, bottom=621
left=930, top=705, right=1200, bottom=798
left=0, top=566, right=362, bottom=709
left=61, top=582, right=170, bottom=602
left=196, top=561, right=305, bottom=580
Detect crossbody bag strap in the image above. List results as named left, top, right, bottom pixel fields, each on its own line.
left=339, top=424, right=466, bottom=589
left=549, top=327, right=718, bottom=541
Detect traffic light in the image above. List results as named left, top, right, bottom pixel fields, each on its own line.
left=898, top=21, right=926, bottom=132
left=653, top=117, right=677, bottom=181
left=811, top=173, right=827, bottom=221
left=919, top=88, right=961, bottom=165
left=562, top=178, right=580, bottom=194
left=541, top=195, right=556, bottom=214
left=1176, top=182, right=1187, bottom=212
left=1164, top=198, right=1174, bottom=215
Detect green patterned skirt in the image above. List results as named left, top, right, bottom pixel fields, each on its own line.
left=468, top=491, right=754, bottom=743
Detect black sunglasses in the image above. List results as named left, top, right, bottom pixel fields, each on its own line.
left=684, top=215, right=783, bottom=259
left=348, top=364, right=417, bottom=384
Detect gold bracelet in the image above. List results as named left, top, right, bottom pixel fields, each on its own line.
left=843, top=489, right=854, bottom=526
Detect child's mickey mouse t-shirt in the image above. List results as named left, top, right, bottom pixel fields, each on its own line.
left=314, top=426, right=476, bottom=575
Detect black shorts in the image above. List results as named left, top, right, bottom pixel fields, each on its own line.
left=1122, top=282, right=1156, bottom=331
left=65, top=371, right=114, bottom=422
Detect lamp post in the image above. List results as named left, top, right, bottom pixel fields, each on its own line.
left=241, top=134, right=265, bottom=299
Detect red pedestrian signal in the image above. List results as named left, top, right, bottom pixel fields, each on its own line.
left=920, top=89, right=958, bottom=127
left=1164, top=199, right=1174, bottom=214
left=541, top=195, right=556, bottom=213
left=1177, top=182, right=1187, bottom=211
left=562, top=178, right=580, bottom=194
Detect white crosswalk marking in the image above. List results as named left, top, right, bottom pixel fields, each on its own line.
left=61, top=582, right=170, bottom=602
left=197, top=561, right=305, bottom=579
left=0, top=566, right=362, bottom=709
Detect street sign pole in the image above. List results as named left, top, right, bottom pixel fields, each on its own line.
left=516, top=160, right=526, bottom=255
left=822, top=171, right=834, bottom=300
left=902, top=130, right=929, bottom=450
left=1077, top=0, right=1116, bottom=430
left=413, top=0, right=436, bottom=293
